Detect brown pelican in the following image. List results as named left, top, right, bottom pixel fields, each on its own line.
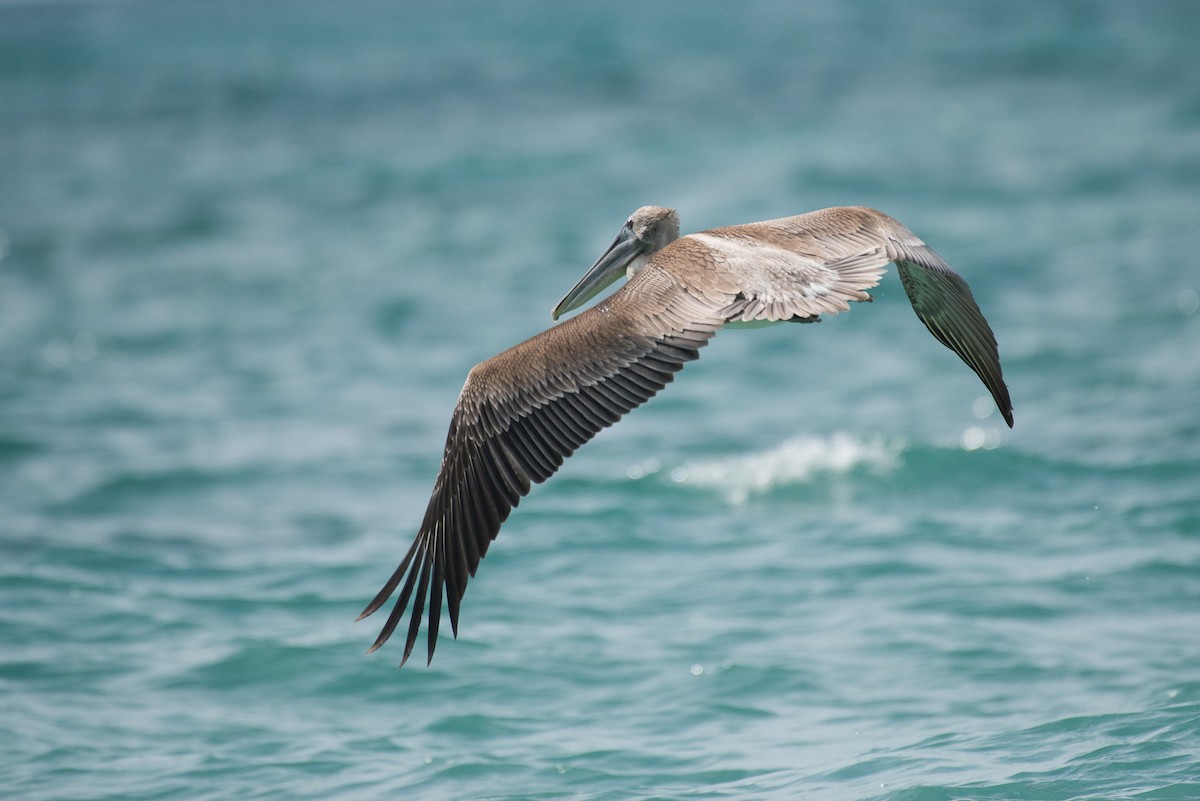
left=359, top=205, right=1014, bottom=666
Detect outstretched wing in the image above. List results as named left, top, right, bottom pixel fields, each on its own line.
left=700, top=207, right=1013, bottom=426
left=358, top=266, right=729, bottom=665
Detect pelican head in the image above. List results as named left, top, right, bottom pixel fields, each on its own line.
left=552, top=206, right=679, bottom=320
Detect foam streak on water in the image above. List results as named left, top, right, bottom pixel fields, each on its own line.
left=643, top=433, right=904, bottom=505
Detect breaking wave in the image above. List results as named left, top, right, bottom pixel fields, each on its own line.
left=627, top=433, right=905, bottom=504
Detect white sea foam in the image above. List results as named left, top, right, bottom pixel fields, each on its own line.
left=630, top=433, right=904, bottom=505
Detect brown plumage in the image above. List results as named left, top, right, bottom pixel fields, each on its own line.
left=358, top=205, right=1014, bottom=666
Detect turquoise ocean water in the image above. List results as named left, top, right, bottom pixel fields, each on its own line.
left=3, top=2, right=1199, bottom=799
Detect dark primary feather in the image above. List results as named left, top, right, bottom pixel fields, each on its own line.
left=891, top=243, right=1014, bottom=427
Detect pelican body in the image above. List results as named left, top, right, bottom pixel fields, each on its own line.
left=359, top=206, right=1014, bottom=666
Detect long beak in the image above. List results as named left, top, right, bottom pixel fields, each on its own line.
left=552, top=227, right=646, bottom=320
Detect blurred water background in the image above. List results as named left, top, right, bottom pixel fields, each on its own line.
left=3, top=2, right=1199, bottom=799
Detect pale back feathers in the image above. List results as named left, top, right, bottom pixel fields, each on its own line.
left=359, top=205, right=1014, bottom=666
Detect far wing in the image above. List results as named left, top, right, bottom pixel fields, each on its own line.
left=700, top=207, right=1013, bottom=425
